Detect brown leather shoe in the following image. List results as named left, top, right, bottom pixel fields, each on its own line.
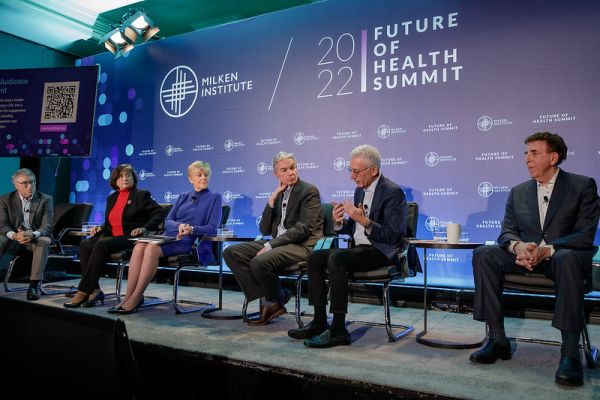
left=247, top=303, right=287, bottom=326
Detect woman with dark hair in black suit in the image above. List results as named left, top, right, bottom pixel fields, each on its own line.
left=64, top=164, right=164, bottom=308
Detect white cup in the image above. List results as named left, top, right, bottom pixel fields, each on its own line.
left=446, top=223, right=461, bottom=244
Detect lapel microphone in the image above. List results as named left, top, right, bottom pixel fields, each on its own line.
left=543, top=195, right=549, bottom=204
left=191, top=196, right=197, bottom=202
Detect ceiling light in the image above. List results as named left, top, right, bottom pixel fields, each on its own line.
left=99, top=8, right=159, bottom=58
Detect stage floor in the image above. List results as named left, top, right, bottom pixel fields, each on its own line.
left=3, top=278, right=600, bottom=399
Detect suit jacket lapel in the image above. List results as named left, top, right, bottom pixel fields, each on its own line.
left=525, top=180, right=540, bottom=233
left=369, top=175, right=385, bottom=219
left=354, top=187, right=365, bottom=206
left=11, top=192, right=23, bottom=228
left=28, top=192, right=41, bottom=227
left=106, top=191, right=118, bottom=217
left=543, top=170, right=567, bottom=230
left=284, top=181, right=302, bottom=221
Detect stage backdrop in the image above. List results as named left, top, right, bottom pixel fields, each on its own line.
left=74, top=0, right=600, bottom=289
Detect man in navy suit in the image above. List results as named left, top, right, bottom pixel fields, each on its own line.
left=470, top=132, right=599, bottom=387
left=0, top=168, right=53, bottom=301
left=288, top=144, right=408, bottom=348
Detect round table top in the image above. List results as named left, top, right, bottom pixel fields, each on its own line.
left=408, top=239, right=484, bottom=250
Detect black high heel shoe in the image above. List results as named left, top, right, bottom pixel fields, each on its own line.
left=83, top=291, right=105, bottom=308
left=63, top=294, right=90, bottom=308
left=115, top=297, right=145, bottom=315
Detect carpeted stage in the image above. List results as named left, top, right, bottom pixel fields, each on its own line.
left=2, top=278, right=599, bottom=399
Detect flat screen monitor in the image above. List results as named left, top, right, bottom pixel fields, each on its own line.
left=0, top=65, right=98, bottom=157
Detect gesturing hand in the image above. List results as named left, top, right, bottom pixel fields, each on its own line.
left=331, top=201, right=345, bottom=224
left=342, top=199, right=368, bottom=227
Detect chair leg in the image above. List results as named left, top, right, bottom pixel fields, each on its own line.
left=383, top=281, right=414, bottom=342
left=582, top=323, right=598, bottom=369
left=39, top=281, right=77, bottom=296
left=114, top=261, right=126, bottom=302
left=345, top=280, right=414, bottom=342
left=3, top=256, right=28, bottom=293
left=172, top=266, right=213, bottom=314
left=294, top=272, right=305, bottom=328
left=242, top=297, right=261, bottom=322
left=242, top=297, right=251, bottom=322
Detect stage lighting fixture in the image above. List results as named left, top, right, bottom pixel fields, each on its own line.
left=100, top=26, right=134, bottom=58
left=99, top=8, right=160, bottom=58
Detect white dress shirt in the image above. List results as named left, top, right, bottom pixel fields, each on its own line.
left=353, top=175, right=380, bottom=246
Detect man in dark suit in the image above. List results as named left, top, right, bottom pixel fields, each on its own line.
left=0, top=168, right=53, bottom=300
left=288, top=144, right=407, bottom=348
left=470, top=132, right=599, bottom=387
left=223, top=151, right=323, bottom=325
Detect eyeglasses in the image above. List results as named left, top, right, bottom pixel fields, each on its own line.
left=347, top=165, right=372, bottom=175
left=16, top=180, right=35, bottom=187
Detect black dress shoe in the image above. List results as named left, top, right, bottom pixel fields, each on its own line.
left=114, top=306, right=138, bottom=315
left=248, top=303, right=287, bottom=326
left=114, top=298, right=145, bottom=315
left=555, top=356, right=583, bottom=386
left=107, top=306, right=123, bottom=314
left=83, top=291, right=105, bottom=307
left=108, top=297, right=144, bottom=314
left=304, top=328, right=351, bottom=348
left=26, top=286, right=40, bottom=301
left=288, top=322, right=330, bottom=340
left=469, top=339, right=512, bottom=364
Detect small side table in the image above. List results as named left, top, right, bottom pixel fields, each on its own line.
left=200, top=235, right=258, bottom=320
left=409, top=240, right=485, bottom=349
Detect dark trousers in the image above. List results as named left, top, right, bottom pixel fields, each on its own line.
left=78, top=235, right=132, bottom=293
left=307, top=246, right=389, bottom=314
left=223, top=240, right=310, bottom=302
left=472, top=245, right=593, bottom=333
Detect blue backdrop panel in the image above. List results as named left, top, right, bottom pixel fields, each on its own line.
left=74, top=0, right=600, bottom=288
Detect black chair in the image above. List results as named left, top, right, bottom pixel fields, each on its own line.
left=3, top=202, right=93, bottom=295
left=242, top=203, right=336, bottom=327
left=344, top=202, right=419, bottom=342
left=503, top=251, right=599, bottom=368
left=50, top=202, right=93, bottom=256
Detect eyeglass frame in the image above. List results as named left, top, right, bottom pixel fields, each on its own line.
left=16, top=180, right=36, bottom=187
left=347, top=165, right=373, bottom=175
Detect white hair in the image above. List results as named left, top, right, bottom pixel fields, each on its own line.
left=349, top=145, right=381, bottom=169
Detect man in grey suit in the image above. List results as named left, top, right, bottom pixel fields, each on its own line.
left=470, top=132, right=599, bottom=387
left=0, top=168, right=54, bottom=300
left=223, top=152, right=323, bottom=325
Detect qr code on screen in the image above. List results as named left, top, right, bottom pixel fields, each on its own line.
left=40, top=81, right=80, bottom=123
